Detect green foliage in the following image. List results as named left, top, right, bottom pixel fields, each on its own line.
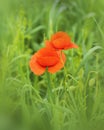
left=0, top=0, right=104, bottom=130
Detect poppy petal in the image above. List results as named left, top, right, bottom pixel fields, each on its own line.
left=29, top=53, right=46, bottom=75
left=48, top=52, right=66, bottom=73
left=37, top=56, right=59, bottom=67
left=52, top=38, right=66, bottom=49
left=51, top=31, right=70, bottom=41
left=45, top=40, right=55, bottom=49
left=65, top=42, right=78, bottom=49
left=37, top=47, right=57, bottom=57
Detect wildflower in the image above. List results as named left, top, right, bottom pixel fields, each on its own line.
left=29, top=48, right=66, bottom=75
left=45, top=31, right=78, bottom=50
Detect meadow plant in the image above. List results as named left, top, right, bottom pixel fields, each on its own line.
left=0, top=0, right=104, bottom=130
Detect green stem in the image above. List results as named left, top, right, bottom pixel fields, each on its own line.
left=46, top=70, right=53, bottom=102
left=60, top=51, right=67, bottom=74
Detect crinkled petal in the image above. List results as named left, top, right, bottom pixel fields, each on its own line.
left=48, top=51, right=66, bottom=73
left=37, top=56, right=59, bottom=67
left=51, top=31, right=70, bottom=41
left=37, top=47, right=57, bottom=57
left=45, top=40, right=55, bottom=50
left=29, top=53, right=46, bottom=75
left=52, top=38, right=66, bottom=49
left=64, top=42, right=78, bottom=49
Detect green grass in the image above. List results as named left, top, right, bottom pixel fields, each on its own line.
left=0, top=0, right=104, bottom=130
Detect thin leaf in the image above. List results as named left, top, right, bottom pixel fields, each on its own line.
left=76, top=46, right=103, bottom=74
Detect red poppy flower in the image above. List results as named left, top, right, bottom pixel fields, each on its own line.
left=29, top=48, right=66, bottom=75
left=45, top=31, right=78, bottom=50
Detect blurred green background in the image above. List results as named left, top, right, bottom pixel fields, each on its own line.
left=0, top=0, right=104, bottom=130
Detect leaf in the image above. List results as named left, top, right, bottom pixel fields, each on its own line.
left=76, top=46, right=103, bottom=74
left=83, top=46, right=102, bottom=61
left=27, top=25, right=45, bottom=35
